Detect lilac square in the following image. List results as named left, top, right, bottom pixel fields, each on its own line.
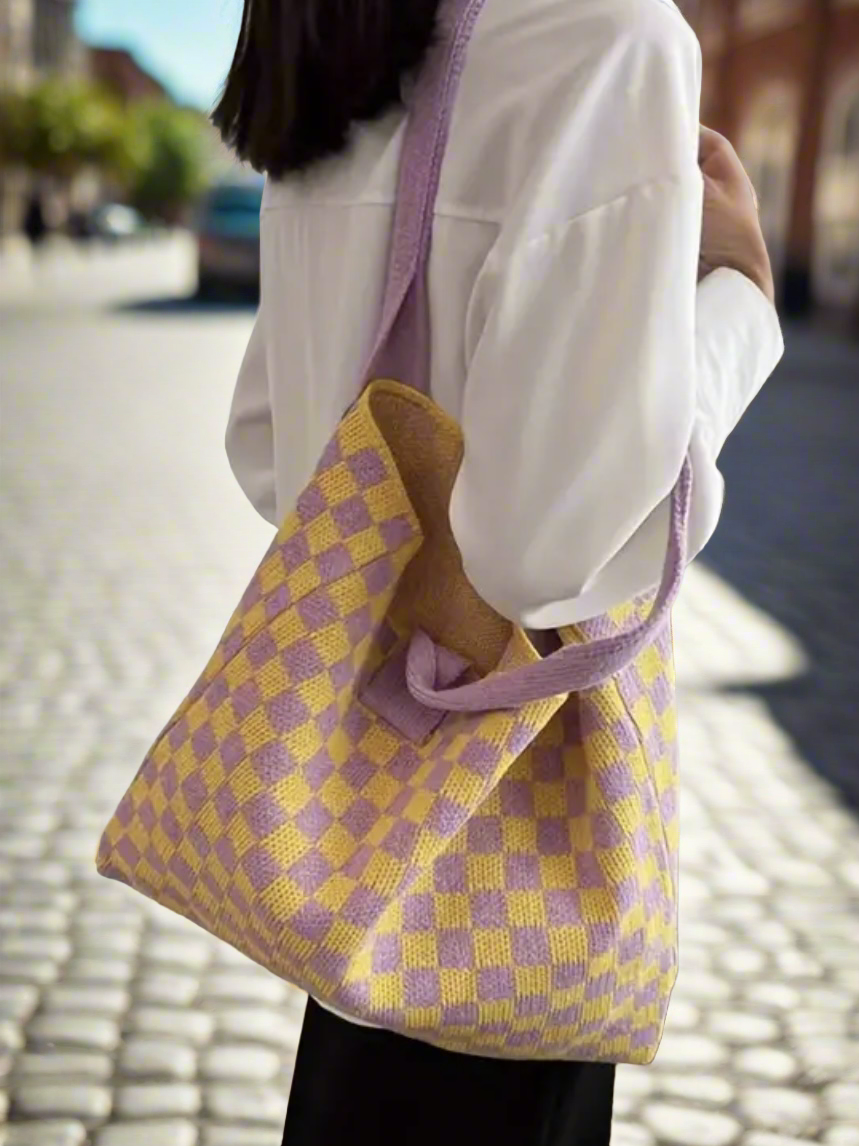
left=467, top=816, right=502, bottom=854
left=281, top=637, right=325, bottom=684
left=182, top=773, right=208, bottom=814
left=219, top=731, right=247, bottom=774
left=342, top=885, right=386, bottom=928
left=404, top=969, right=440, bottom=1008
left=566, top=777, right=587, bottom=819
left=340, top=797, right=379, bottom=839
left=544, top=890, right=582, bottom=926
left=380, top=516, right=415, bottom=550
left=303, top=747, right=335, bottom=791
left=342, top=841, right=372, bottom=880
left=592, top=811, right=623, bottom=849
left=288, top=850, right=332, bottom=895
left=434, top=854, right=466, bottom=894
left=213, top=783, right=239, bottom=826
left=500, top=780, right=534, bottom=818
left=232, top=679, right=263, bottom=723
left=187, top=823, right=211, bottom=859
left=588, top=922, right=616, bottom=958
left=117, top=835, right=140, bottom=870
left=426, top=795, right=463, bottom=839
left=294, top=798, right=333, bottom=842
left=330, top=656, right=355, bottom=693
left=241, top=578, right=263, bottom=610
left=505, top=720, right=534, bottom=757
left=168, top=852, right=196, bottom=891
left=222, top=628, right=245, bottom=663
left=244, top=845, right=284, bottom=892
left=515, top=993, right=549, bottom=1018
left=215, top=836, right=238, bottom=874
left=316, top=543, right=355, bottom=583
left=252, top=739, right=294, bottom=785
left=243, top=791, right=287, bottom=839
left=512, top=927, right=551, bottom=967
left=296, top=484, right=328, bottom=525
left=264, top=583, right=292, bottom=622
left=332, top=496, right=373, bottom=538
left=160, top=806, right=182, bottom=846
left=552, top=961, right=585, bottom=990
left=608, top=717, right=639, bottom=755
left=459, top=738, right=497, bottom=773
left=576, top=852, right=606, bottom=889
left=316, top=702, right=340, bottom=739
left=532, top=745, right=565, bottom=783
left=477, top=966, right=514, bottom=1002
left=138, top=798, right=157, bottom=833
left=403, top=892, right=435, bottom=932
left=344, top=605, right=373, bottom=644
left=340, top=752, right=375, bottom=792
left=471, top=891, right=508, bottom=929
left=280, top=532, right=312, bottom=572
left=247, top=630, right=278, bottom=670
left=116, top=792, right=134, bottom=828
left=600, top=762, right=636, bottom=803
left=388, top=745, right=422, bottom=783
left=267, top=691, right=310, bottom=735
left=585, top=969, right=617, bottom=1001
left=505, top=854, right=541, bottom=890
left=437, top=929, right=474, bottom=970
left=297, top=589, right=338, bottom=632
left=168, top=718, right=189, bottom=752
left=290, top=901, right=335, bottom=943
left=348, top=447, right=387, bottom=489
left=362, top=557, right=395, bottom=596
left=342, top=707, right=370, bottom=744
left=442, top=1002, right=479, bottom=1027
left=372, top=934, right=402, bottom=973
left=191, top=723, right=217, bottom=765
left=537, top=818, right=570, bottom=856
left=382, top=819, right=418, bottom=861
left=206, top=676, right=230, bottom=711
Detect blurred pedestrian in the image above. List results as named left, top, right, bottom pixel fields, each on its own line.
left=213, top=1, right=783, bottom=1142
left=22, top=191, right=47, bottom=247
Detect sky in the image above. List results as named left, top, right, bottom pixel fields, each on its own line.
left=76, top=0, right=244, bottom=110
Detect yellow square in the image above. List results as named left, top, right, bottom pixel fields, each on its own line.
left=345, top=528, right=386, bottom=569
left=260, top=872, right=306, bottom=921
left=257, top=659, right=289, bottom=701
left=317, top=822, right=356, bottom=867
left=316, top=871, right=357, bottom=912
left=465, top=853, right=505, bottom=892
left=269, top=608, right=306, bottom=651
left=298, top=674, right=336, bottom=716
left=237, top=708, right=271, bottom=756
left=402, top=931, right=438, bottom=969
left=326, top=726, right=354, bottom=764
left=306, top=511, right=340, bottom=557
left=365, top=815, right=395, bottom=849
left=283, top=723, right=323, bottom=766
left=273, top=771, right=313, bottom=816
left=363, top=770, right=400, bottom=811
left=439, top=767, right=486, bottom=811
left=360, top=722, right=400, bottom=765
left=316, top=463, right=358, bottom=506
left=370, top=972, right=405, bottom=1008
left=403, top=788, right=435, bottom=824
left=319, top=773, right=356, bottom=817
left=363, top=483, right=402, bottom=524
left=533, top=782, right=565, bottom=818
left=362, top=850, right=405, bottom=896
left=325, top=918, right=364, bottom=957
left=473, top=929, right=511, bottom=969
left=503, top=816, right=536, bottom=852
left=433, top=892, right=470, bottom=929
left=439, top=969, right=476, bottom=1007
left=636, top=644, right=664, bottom=686
left=548, top=926, right=587, bottom=966
left=240, top=602, right=267, bottom=642
left=210, top=703, right=237, bottom=744
left=506, top=891, right=547, bottom=928
left=580, top=888, right=615, bottom=924
left=258, top=553, right=286, bottom=595
left=326, top=573, right=366, bottom=619
left=287, top=561, right=322, bottom=601
left=631, top=696, right=655, bottom=737
left=224, top=651, right=253, bottom=693
left=514, top=966, right=551, bottom=997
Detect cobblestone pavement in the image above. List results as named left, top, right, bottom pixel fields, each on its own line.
left=1, top=241, right=858, bottom=1145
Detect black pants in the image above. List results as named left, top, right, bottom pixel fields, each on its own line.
left=282, top=998, right=616, bottom=1146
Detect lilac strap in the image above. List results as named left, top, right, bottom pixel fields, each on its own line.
left=361, top=0, right=487, bottom=394
left=361, top=0, right=693, bottom=712
left=407, top=458, right=692, bottom=711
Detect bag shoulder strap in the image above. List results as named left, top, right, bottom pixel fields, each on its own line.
left=361, top=0, right=487, bottom=394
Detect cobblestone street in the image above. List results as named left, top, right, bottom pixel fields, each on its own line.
left=1, top=238, right=858, bottom=1145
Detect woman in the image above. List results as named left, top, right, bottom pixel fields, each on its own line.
left=215, top=0, right=783, bottom=1142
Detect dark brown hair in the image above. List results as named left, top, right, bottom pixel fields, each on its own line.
left=213, top=0, right=443, bottom=178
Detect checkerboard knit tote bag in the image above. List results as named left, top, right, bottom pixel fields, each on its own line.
left=98, top=0, right=693, bottom=1064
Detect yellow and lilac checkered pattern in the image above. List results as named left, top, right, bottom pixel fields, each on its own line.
left=98, top=380, right=679, bottom=1064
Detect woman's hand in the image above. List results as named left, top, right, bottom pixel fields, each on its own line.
left=698, top=125, right=776, bottom=305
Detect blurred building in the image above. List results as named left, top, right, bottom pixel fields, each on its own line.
left=696, top=0, right=859, bottom=323
left=89, top=46, right=168, bottom=105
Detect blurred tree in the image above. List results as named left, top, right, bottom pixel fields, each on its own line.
left=126, top=103, right=208, bottom=223
left=0, top=79, right=131, bottom=180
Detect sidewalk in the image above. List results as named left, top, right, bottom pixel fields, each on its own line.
left=1, top=249, right=857, bottom=1146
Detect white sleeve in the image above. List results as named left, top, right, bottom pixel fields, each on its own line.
left=449, top=181, right=783, bottom=630
left=225, top=304, right=278, bottom=526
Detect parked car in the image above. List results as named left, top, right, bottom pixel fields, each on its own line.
left=195, top=173, right=264, bottom=297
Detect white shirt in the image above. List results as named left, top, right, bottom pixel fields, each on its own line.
left=226, top=0, right=784, bottom=628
